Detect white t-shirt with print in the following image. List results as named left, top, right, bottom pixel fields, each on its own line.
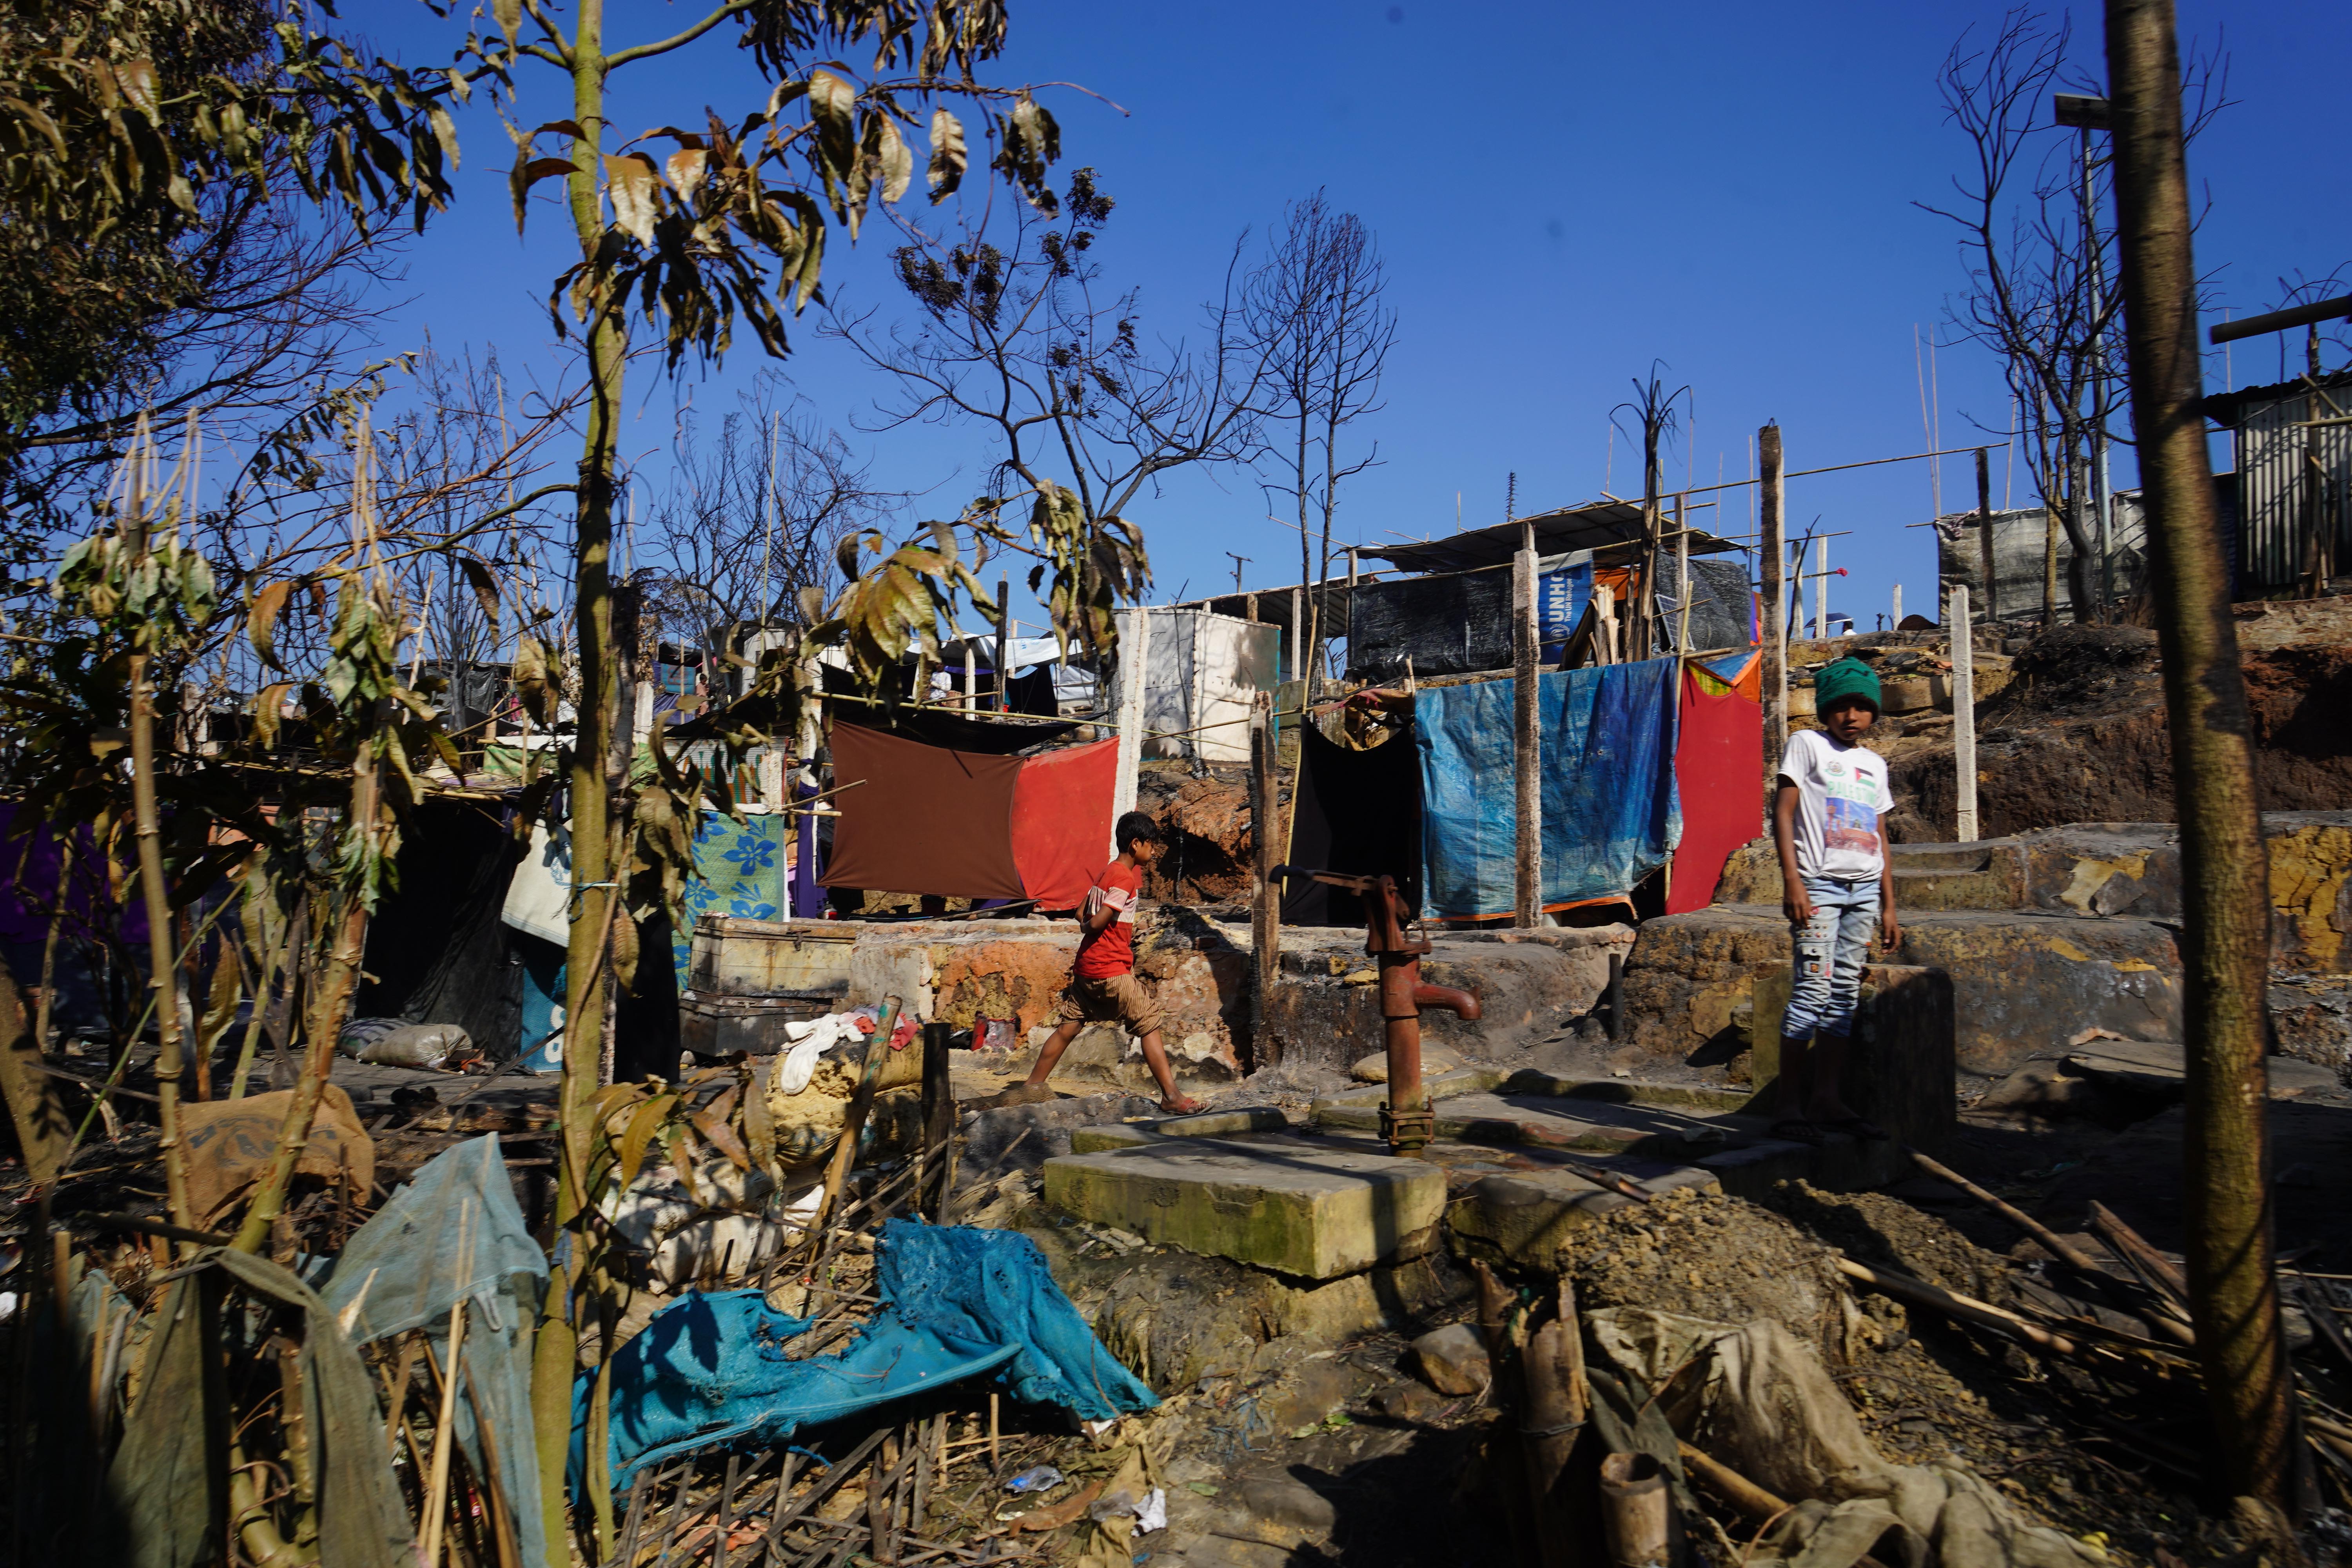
left=1777, top=728, right=1889, bottom=881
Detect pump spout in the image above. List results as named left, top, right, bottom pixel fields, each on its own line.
left=1412, top=982, right=1481, bottom=1022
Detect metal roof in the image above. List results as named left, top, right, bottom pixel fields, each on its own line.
left=1356, top=499, right=1742, bottom=575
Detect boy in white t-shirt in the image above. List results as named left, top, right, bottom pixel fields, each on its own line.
left=1771, top=656, right=1901, bottom=1142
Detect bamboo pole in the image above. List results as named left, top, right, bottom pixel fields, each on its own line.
left=1250, top=695, right=1281, bottom=1067
left=1514, top=521, right=1541, bottom=928
left=1759, top=425, right=1788, bottom=815
left=1950, top=585, right=1978, bottom=841
left=2105, top=0, right=2293, bottom=1514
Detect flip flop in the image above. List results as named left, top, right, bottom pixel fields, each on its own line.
left=1768, top=1118, right=1824, bottom=1147
left=1160, top=1096, right=1206, bottom=1116
left=1821, top=1115, right=1891, bottom=1142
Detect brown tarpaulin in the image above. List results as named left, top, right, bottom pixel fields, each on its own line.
left=822, top=721, right=1026, bottom=900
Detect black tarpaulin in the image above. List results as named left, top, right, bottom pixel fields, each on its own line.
left=1344, top=566, right=1514, bottom=681
left=355, top=800, right=526, bottom=1058
left=1280, top=722, right=1422, bottom=929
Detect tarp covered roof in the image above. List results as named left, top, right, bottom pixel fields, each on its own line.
left=1359, top=499, right=1741, bottom=575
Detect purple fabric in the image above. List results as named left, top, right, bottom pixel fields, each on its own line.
left=790, top=776, right=822, bottom=919
left=0, top=803, right=147, bottom=944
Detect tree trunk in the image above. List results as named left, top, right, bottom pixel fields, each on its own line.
left=541, top=0, right=619, bottom=1549
left=229, top=746, right=376, bottom=1255
left=2105, top=0, right=2293, bottom=1515
left=128, top=636, right=194, bottom=1237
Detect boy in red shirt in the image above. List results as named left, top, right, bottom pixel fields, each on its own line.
left=1022, top=811, right=1204, bottom=1113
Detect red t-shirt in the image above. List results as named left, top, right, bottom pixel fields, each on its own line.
left=1073, top=860, right=1142, bottom=979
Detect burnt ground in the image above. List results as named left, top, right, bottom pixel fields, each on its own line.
left=1886, top=620, right=2352, bottom=841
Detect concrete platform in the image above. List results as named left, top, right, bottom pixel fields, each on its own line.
left=1041, top=1136, right=1448, bottom=1281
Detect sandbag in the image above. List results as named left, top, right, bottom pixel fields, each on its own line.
left=177, top=1084, right=373, bottom=1229
left=337, top=1016, right=477, bottom=1070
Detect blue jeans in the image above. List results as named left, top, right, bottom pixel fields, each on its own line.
left=1786, top=875, right=1878, bottom=1040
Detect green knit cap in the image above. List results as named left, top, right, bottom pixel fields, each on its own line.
left=1814, top=656, right=1882, bottom=714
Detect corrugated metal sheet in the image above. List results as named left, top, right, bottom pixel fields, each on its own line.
left=1933, top=494, right=2149, bottom=621
left=2229, top=385, right=2352, bottom=592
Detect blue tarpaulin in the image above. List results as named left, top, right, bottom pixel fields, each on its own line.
left=573, top=1219, right=1158, bottom=1495
left=1415, top=658, right=1683, bottom=919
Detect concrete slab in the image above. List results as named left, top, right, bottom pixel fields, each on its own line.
left=1042, top=1137, right=1447, bottom=1281
left=1313, top=1087, right=1739, bottom=1159
left=1071, top=1105, right=1291, bottom=1153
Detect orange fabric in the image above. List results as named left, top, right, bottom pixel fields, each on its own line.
left=1009, top=738, right=1119, bottom=910
left=1688, top=650, right=1763, bottom=703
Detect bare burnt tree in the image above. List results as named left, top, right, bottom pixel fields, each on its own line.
left=1244, top=191, right=1396, bottom=688
left=1922, top=7, right=2227, bottom=624
left=832, top=167, right=1267, bottom=660
left=636, top=378, right=902, bottom=672
left=0, top=163, right=403, bottom=576
left=1611, top=364, right=1690, bottom=658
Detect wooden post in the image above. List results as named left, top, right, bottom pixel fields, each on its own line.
left=2107, top=0, right=2292, bottom=1512
left=918, top=1020, right=955, bottom=1220
left=1290, top=586, right=1305, bottom=687
left=961, top=644, right=975, bottom=710
left=1976, top=447, right=1998, bottom=626
left=1110, top=610, right=1149, bottom=857
left=1892, top=583, right=1903, bottom=627
left=1514, top=523, right=1541, bottom=928
left=1815, top=534, right=1830, bottom=641
left=1673, top=495, right=1692, bottom=657
left=1949, top=585, right=1977, bottom=842
left=993, top=579, right=1010, bottom=711
left=1759, top=425, right=1788, bottom=806
left=1249, top=694, right=1281, bottom=1069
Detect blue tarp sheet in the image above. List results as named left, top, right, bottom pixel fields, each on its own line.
left=1416, top=658, right=1683, bottom=919
left=573, top=1219, right=1158, bottom=1495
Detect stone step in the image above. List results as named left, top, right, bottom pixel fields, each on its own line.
left=1312, top=1089, right=1749, bottom=1160
left=1069, top=1105, right=1291, bottom=1154
left=1040, top=1136, right=1448, bottom=1281
left=1312, top=1069, right=1751, bottom=1122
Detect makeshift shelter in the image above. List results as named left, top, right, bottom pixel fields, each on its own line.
left=821, top=723, right=1118, bottom=908
left=356, top=799, right=526, bottom=1058
left=1112, top=606, right=1279, bottom=764
left=1414, top=659, right=1684, bottom=921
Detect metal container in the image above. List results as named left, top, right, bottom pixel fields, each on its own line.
left=688, top=914, right=856, bottom=1000
left=679, top=991, right=835, bottom=1058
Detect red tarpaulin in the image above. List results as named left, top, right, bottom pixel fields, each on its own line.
left=822, top=722, right=1026, bottom=899
left=1008, top=739, right=1120, bottom=910
left=1667, top=666, right=1764, bottom=915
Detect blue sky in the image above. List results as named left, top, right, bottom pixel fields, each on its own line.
left=351, top=0, right=2352, bottom=636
